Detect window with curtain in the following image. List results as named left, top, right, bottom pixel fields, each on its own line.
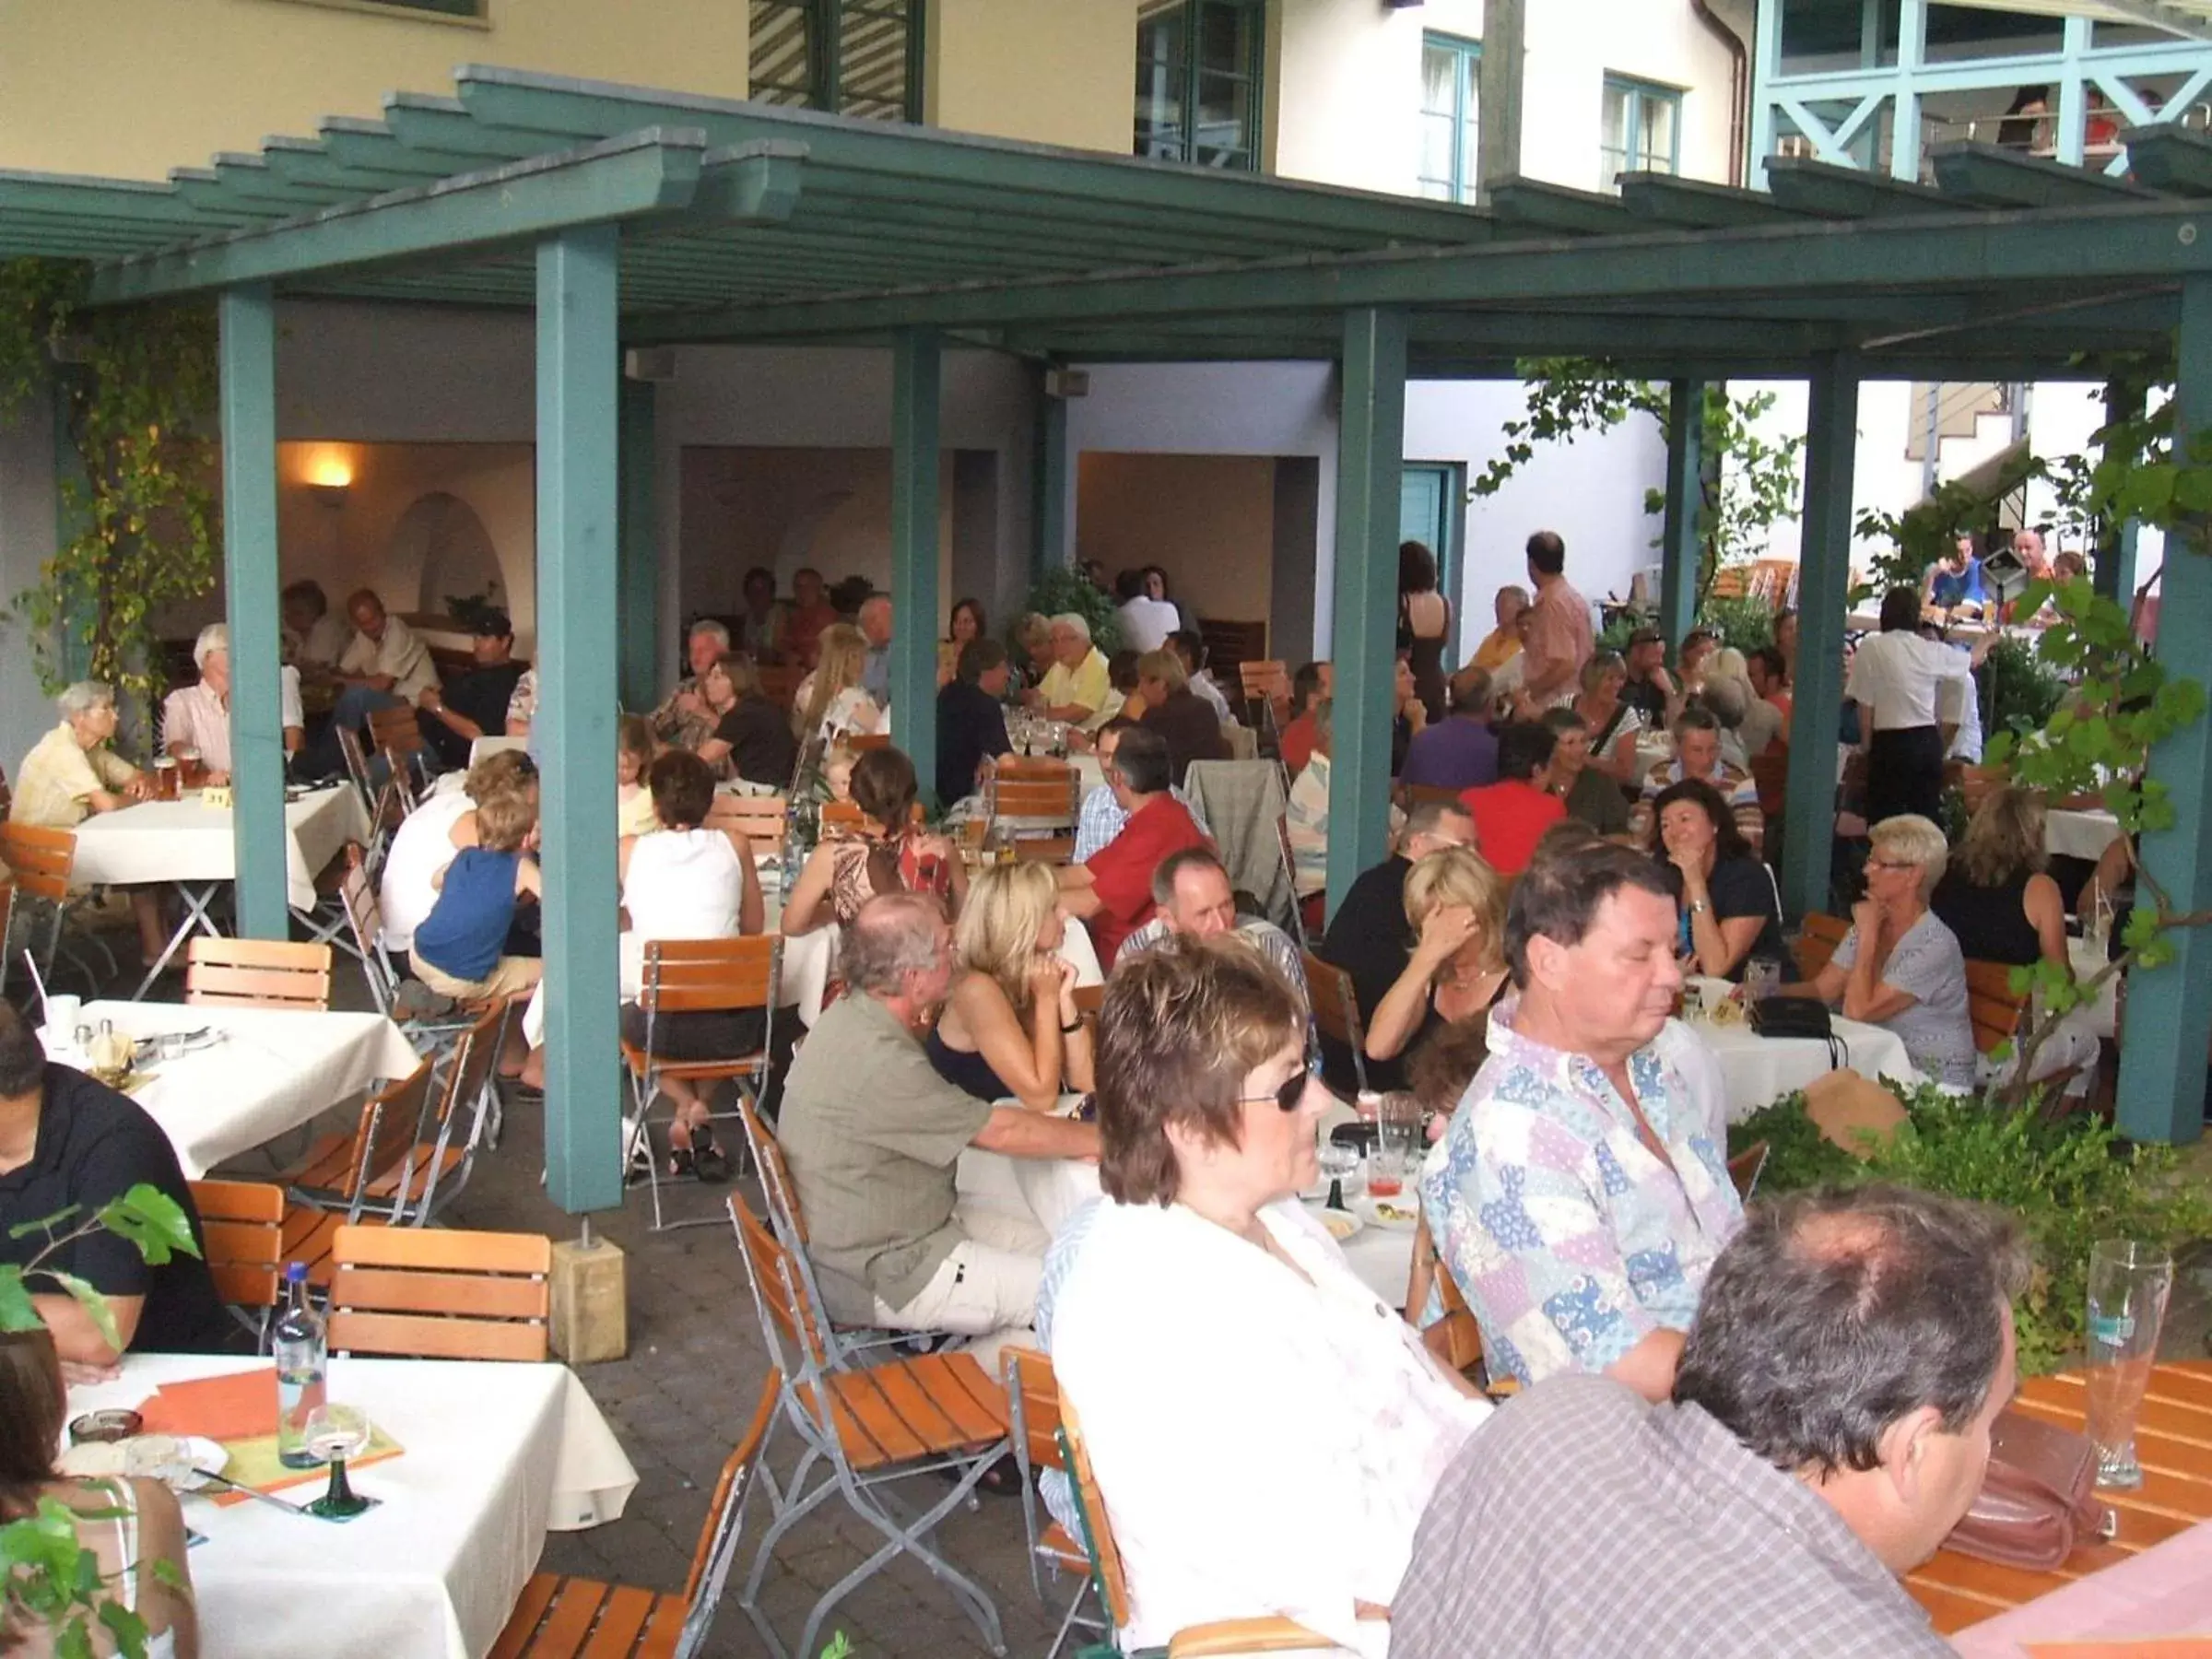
left=1418, top=34, right=1481, bottom=203
left=1135, top=0, right=1266, bottom=171
left=748, top=0, right=925, bottom=122
left=1599, top=75, right=1681, bottom=193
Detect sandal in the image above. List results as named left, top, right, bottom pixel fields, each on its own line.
left=666, top=1141, right=696, bottom=1180
left=691, top=1125, right=733, bottom=1184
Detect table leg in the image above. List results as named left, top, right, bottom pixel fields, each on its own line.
left=132, top=881, right=223, bottom=1000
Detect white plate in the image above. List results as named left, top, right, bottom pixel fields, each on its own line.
left=1307, top=1203, right=1366, bottom=1243
left=1357, top=1194, right=1421, bottom=1231
left=75, top=1435, right=231, bottom=1493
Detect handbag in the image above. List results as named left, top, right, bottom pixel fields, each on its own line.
left=1943, top=1408, right=2116, bottom=1571
left=1747, top=994, right=1833, bottom=1041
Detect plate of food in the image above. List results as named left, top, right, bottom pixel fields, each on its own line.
left=63, top=1434, right=232, bottom=1494
left=1307, top=1204, right=1366, bottom=1243
left=1358, top=1194, right=1421, bottom=1231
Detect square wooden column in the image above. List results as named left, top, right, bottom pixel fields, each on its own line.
left=889, top=328, right=942, bottom=798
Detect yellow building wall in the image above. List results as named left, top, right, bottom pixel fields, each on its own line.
left=925, top=0, right=1138, bottom=154
left=0, top=0, right=752, bottom=181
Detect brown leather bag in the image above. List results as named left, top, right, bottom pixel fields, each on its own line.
left=1943, top=1408, right=2117, bottom=1571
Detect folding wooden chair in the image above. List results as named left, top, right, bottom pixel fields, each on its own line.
left=367, top=703, right=433, bottom=801
left=1276, top=814, right=1312, bottom=950
left=1013, top=837, right=1076, bottom=865
left=624, top=936, right=779, bottom=1231
left=366, top=999, right=508, bottom=1223
left=1965, top=959, right=2032, bottom=1059
left=1300, top=950, right=1370, bottom=1096
left=184, top=937, right=332, bottom=1010
left=0, top=822, right=112, bottom=993
left=279, top=1054, right=440, bottom=1218
left=491, top=1371, right=778, bottom=1659
left=1728, top=1139, right=1771, bottom=1200
left=728, top=1193, right=1014, bottom=1659
left=1794, top=911, right=1852, bottom=979
left=730, top=1095, right=924, bottom=1371
left=188, top=1178, right=286, bottom=1349
left=706, top=792, right=785, bottom=862
left=1003, top=1348, right=1104, bottom=1659
left=339, top=853, right=492, bottom=1061
left=335, top=723, right=379, bottom=822
left=845, top=732, right=891, bottom=754
left=326, top=1225, right=551, bottom=1362
left=990, top=771, right=1079, bottom=832
left=818, top=800, right=865, bottom=836
left=1058, top=1397, right=1329, bottom=1657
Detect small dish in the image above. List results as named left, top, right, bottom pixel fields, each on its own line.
left=1307, top=1203, right=1366, bottom=1243
left=1358, top=1194, right=1421, bottom=1231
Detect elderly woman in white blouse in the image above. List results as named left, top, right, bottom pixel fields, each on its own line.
left=1051, top=937, right=1491, bottom=1659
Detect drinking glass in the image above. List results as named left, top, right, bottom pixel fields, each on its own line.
left=2085, top=1240, right=2174, bottom=1490
left=1744, top=959, right=1781, bottom=1003
left=302, top=1402, right=376, bottom=1519
left=1315, top=1140, right=1360, bottom=1203
left=1376, top=1091, right=1423, bottom=1169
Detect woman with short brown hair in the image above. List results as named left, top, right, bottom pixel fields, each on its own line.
left=1052, top=937, right=1491, bottom=1656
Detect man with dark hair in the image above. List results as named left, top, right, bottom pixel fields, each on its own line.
left=1746, top=643, right=1793, bottom=724
left=1117, top=845, right=1307, bottom=1006
left=1519, top=530, right=1593, bottom=710
left=1398, top=665, right=1498, bottom=792
left=1421, top=835, right=1740, bottom=1400
left=776, top=893, right=1096, bottom=1363
left=1457, top=721, right=1567, bottom=876
left=1641, top=704, right=1765, bottom=853
left=1620, top=626, right=1677, bottom=726
left=935, top=638, right=1012, bottom=806
left=1395, top=1185, right=2018, bottom=1658
left=1317, top=797, right=1477, bottom=1093
left=1074, top=718, right=1208, bottom=864
left=281, top=578, right=350, bottom=670
left=1167, top=629, right=1237, bottom=726
left=0, top=1004, right=230, bottom=1371
left=1847, top=586, right=1989, bottom=824
left=1058, top=725, right=1209, bottom=966
left=416, top=608, right=529, bottom=771
left=734, top=565, right=786, bottom=661
left=1277, top=662, right=1327, bottom=775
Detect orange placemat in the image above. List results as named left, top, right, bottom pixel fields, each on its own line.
left=209, top=1424, right=405, bottom=1505
left=138, top=1369, right=279, bottom=1441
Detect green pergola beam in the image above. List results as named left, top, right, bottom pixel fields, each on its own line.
left=210, top=153, right=361, bottom=208
left=623, top=198, right=2212, bottom=344
left=2121, top=125, right=2212, bottom=196
left=1619, top=172, right=1818, bottom=229
left=381, top=93, right=564, bottom=162
left=888, top=329, right=942, bottom=799
left=318, top=116, right=496, bottom=179
left=0, top=170, right=259, bottom=234
left=535, top=221, right=626, bottom=1217
left=217, top=285, right=289, bottom=944
left=87, top=132, right=724, bottom=305
left=1763, top=158, right=1961, bottom=218
left=1485, top=180, right=1636, bottom=236
left=1779, top=352, right=1860, bottom=924
left=2114, top=272, right=2212, bottom=1146
left=1324, top=307, right=1407, bottom=918
left=1928, top=142, right=2159, bottom=208
left=166, top=170, right=294, bottom=222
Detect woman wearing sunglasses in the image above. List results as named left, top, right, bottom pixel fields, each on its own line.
left=1050, top=936, right=1491, bottom=1659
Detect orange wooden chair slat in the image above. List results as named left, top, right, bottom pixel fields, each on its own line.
left=621, top=937, right=776, bottom=1085
left=326, top=1223, right=551, bottom=1362
left=366, top=705, right=428, bottom=757
left=184, top=937, right=333, bottom=1011
left=1964, top=959, right=2031, bottom=1057
left=0, top=823, right=75, bottom=900
left=1794, top=912, right=1851, bottom=980
left=1300, top=950, right=1369, bottom=1093
left=188, top=1179, right=285, bottom=1314
left=490, top=1371, right=777, bottom=1659
left=1012, top=837, right=1076, bottom=865
left=280, top=1056, right=436, bottom=1210
left=705, top=793, right=785, bottom=854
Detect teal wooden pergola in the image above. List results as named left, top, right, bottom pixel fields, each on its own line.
left=10, top=66, right=2212, bottom=1211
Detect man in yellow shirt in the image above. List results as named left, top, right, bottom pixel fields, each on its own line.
left=1470, top=585, right=1531, bottom=675
left=1029, top=613, right=1116, bottom=731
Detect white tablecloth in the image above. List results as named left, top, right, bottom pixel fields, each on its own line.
left=69, top=785, right=370, bottom=912
left=41, top=1002, right=421, bottom=1178
left=2046, top=806, right=2123, bottom=864
left=2068, top=934, right=2120, bottom=1041
left=1688, top=1013, right=1920, bottom=1123
left=68, top=1353, right=639, bottom=1659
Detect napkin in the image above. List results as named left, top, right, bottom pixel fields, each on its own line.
left=137, top=1369, right=280, bottom=1441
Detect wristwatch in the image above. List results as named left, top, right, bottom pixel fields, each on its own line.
left=1689, top=899, right=1711, bottom=916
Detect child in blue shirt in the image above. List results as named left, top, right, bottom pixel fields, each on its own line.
left=412, top=786, right=544, bottom=1004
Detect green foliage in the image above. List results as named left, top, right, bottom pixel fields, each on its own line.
left=1469, top=361, right=1804, bottom=611
left=1013, top=566, right=1122, bottom=657
left=1978, top=630, right=2066, bottom=740
left=1731, top=1086, right=2212, bottom=1375
left=1852, top=452, right=2041, bottom=605
left=819, top=1637, right=854, bottom=1659
left=0, top=258, right=220, bottom=711
left=1694, top=592, right=1776, bottom=653
left=2, top=1186, right=200, bottom=1655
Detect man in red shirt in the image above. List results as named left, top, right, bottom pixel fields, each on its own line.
left=1460, top=720, right=1567, bottom=876
left=1277, top=662, right=1327, bottom=776
left=782, top=566, right=841, bottom=671
left=1058, top=726, right=1208, bottom=965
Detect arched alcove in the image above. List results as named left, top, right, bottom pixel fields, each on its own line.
left=388, top=491, right=503, bottom=618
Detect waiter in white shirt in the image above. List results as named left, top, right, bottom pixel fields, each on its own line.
left=1844, top=587, right=1992, bottom=823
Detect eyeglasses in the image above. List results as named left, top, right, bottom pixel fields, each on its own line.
left=1866, top=856, right=1918, bottom=872
left=1241, top=1059, right=1321, bottom=1113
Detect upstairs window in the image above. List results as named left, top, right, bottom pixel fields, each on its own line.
left=1418, top=33, right=1482, bottom=203
left=1600, top=75, right=1681, bottom=192
left=750, top=0, right=925, bottom=123
left=1135, top=0, right=1266, bottom=171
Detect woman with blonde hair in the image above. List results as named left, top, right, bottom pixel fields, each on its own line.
left=927, top=862, right=1095, bottom=1109
left=1365, top=845, right=1512, bottom=1069
left=791, top=623, right=881, bottom=754
left=613, top=713, right=660, bottom=840
left=1932, top=785, right=2067, bottom=971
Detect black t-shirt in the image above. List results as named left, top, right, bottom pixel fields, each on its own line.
left=936, top=680, right=1011, bottom=806
left=1660, top=855, right=1796, bottom=982
left=421, top=660, right=529, bottom=771
left=1319, top=855, right=1417, bottom=1093
left=0, top=1065, right=231, bottom=1354
left=1620, top=675, right=1669, bottom=727
left=716, top=695, right=800, bottom=790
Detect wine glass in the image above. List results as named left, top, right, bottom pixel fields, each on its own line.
left=302, top=1403, right=375, bottom=1520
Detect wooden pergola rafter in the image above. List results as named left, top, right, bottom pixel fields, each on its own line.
left=9, top=67, right=2212, bottom=1206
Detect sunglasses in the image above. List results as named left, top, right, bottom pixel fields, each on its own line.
left=1241, top=1058, right=1322, bottom=1113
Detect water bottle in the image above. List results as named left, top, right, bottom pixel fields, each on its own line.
left=273, top=1263, right=328, bottom=1469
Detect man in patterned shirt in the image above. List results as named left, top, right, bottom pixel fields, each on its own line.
left=1072, top=719, right=1207, bottom=864
left=1116, top=847, right=1307, bottom=1010
left=1394, top=1186, right=2021, bottom=1658
left=1639, top=703, right=1765, bottom=853
left=1421, top=836, right=1742, bottom=1401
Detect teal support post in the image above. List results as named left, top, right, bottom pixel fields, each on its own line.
left=217, top=285, right=288, bottom=942
left=1032, top=369, right=1069, bottom=577
left=889, top=328, right=942, bottom=799
left=2056, top=18, right=2091, bottom=170
left=617, top=375, right=660, bottom=712
left=1325, top=307, right=1407, bottom=918
left=1890, top=0, right=1926, bottom=182
left=2096, top=378, right=2143, bottom=606
left=535, top=224, right=624, bottom=1215
left=1659, top=380, right=1704, bottom=648
left=1748, top=0, right=1783, bottom=188
left=2113, top=276, right=2212, bottom=1147
left=1779, top=351, right=1859, bottom=924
